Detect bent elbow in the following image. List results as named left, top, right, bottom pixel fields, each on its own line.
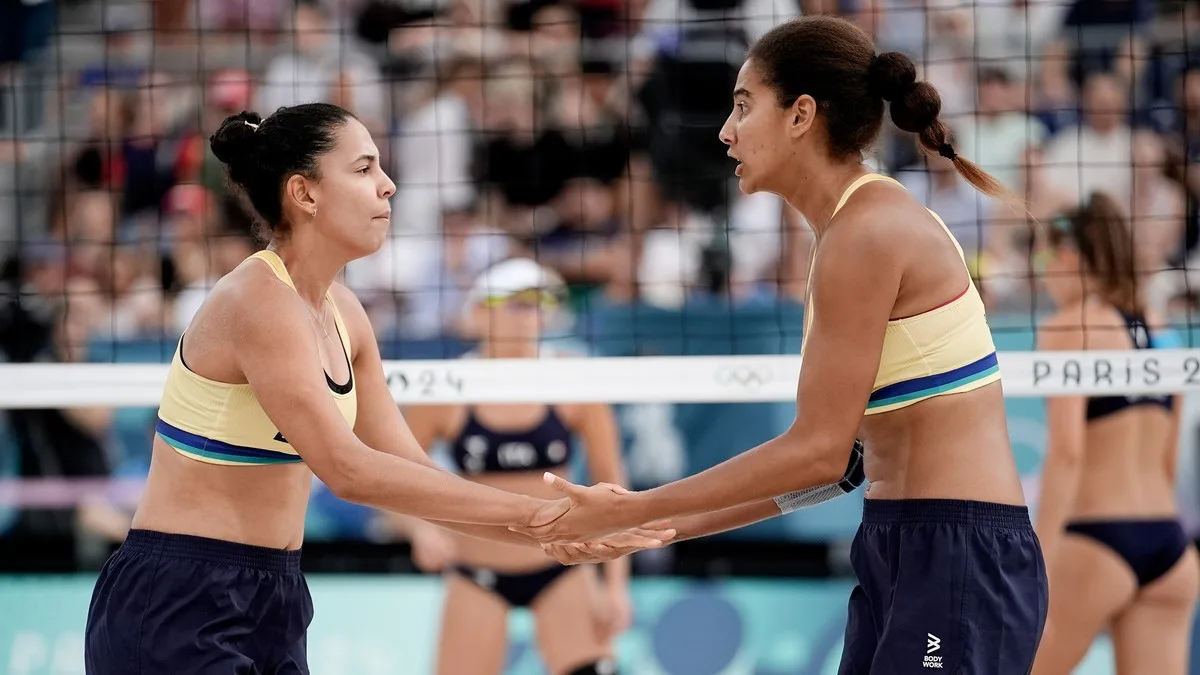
left=810, top=444, right=852, bottom=487
left=312, top=448, right=368, bottom=504
left=782, top=428, right=854, bottom=489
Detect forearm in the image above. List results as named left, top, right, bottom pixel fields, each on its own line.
left=671, top=499, right=782, bottom=542
left=429, top=520, right=542, bottom=548
left=630, top=430, right=841, bottom=525
left=330, top=446, right=539, bottom=526
left=390, top=511, right=541, bottom=549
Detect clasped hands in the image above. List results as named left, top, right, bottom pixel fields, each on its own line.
left=519, top=473, right=674, bottom=565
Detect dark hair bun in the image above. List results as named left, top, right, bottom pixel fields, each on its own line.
left=868, top=52, right=916, bottom=102
left=209, top=111, right=264, bottom=185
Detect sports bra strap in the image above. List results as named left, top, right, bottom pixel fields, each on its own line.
left=248, top=250, right=352, bottom=357
left=250, top=250, right=294, bottom=288
left=831, top=173, right=903, bottom=218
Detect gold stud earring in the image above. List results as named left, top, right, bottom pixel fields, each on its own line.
left=312, top=207, right=317, bottom=217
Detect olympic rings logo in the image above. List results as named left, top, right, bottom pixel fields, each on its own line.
left=713, top=365, right=774, bottom=388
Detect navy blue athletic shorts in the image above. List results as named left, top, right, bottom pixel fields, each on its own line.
left=84, top=529, right=312, bottom=675
left=839, top=499, right=1049, bottom=674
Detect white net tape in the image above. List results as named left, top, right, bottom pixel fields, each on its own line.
left=4, top=349, right=1200, bottom=408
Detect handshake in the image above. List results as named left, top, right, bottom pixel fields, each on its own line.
left=512, top=439, right=867, bottom=565
left=513, top=474, right=676, bottom=566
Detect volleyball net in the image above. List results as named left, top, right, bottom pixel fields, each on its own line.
left=5, top=0, right=1200, bottom=553
left=6, top=348, right=1200, bottom=409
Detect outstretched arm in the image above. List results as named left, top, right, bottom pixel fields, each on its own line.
left=542, top=442, right=865, bottom=564
left=333, top=285, right=672, bottom=551
left=660, top=439, right=865, bottom=540
left=516, top=199, right=901, bottom=543
left=235, top=279, right=554, bottom=528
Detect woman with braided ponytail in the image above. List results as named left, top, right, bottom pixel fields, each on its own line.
left=511, top=15, right=1049, bottom=675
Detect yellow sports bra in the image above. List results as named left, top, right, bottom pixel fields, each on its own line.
left=802, top=173, right=1000, bottom=416
left=154, top=250, right=358, bottom=465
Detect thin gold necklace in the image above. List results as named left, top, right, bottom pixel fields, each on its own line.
left=306, top=296, right=331, bottom=340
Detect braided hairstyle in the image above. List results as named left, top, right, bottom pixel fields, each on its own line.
left=747, top=16, right=1009, bottom=200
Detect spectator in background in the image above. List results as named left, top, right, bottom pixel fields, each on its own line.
left=0, top=0, right=56, bottom=135
left=972, top=0, right=1069, bottom=83
left=1041, top=72, right=1135, bottom=211
left=96, top=225, right=167, bottom=339
left=257, top=0, right=386, bottom=133
left=955, top=67, right=1049, bottom=195
left=1166, top=66, right=1200, bottom=198
left=0, top=253, right=117, bottom=541
left=1061, top=0, right=1156, bottom=89
left=1145, top=1, right=1200, bottom=131
left=981, top=146, right=1076, bottom=310
left=529, top=177, right=626, bottom=295
left=404, top=201, right=514, bottom=338
left=179, top=68, right=256, bottom=197
left=1128, top=131, right=1186, bottom=287
left=77, top=4, right=145, bottom=91
left=344, top=55, right=486, bottom=333
left=897, top=145, right=994, bottom=280
left=119, top=71, right=189, bottom=218
left=198, top=0, right=288, bottom=34
left=170, top=192, right=259, bottom=335
left=636, top=202, right=711, bottom=308
left=476, top=60, right=575, bottom=229
left=637, top=0, right=801, bottom=53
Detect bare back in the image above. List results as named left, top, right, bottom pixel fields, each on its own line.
left=1046, top=301, right=1179, bottom=520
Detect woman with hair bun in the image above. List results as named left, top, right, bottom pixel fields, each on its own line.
left=81, top=103, right=670, bottom=675
left=515, top=16, right=1049, bottom=675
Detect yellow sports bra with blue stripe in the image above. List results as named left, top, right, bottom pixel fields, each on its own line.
left=154, top=250, right=358, bottom=465
left=802, top=173, right=1000, bottom=415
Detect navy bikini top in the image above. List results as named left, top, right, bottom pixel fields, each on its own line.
left=1086, top=310, right=1175, bottom=421
left=449, top=406, right=574, bottom=475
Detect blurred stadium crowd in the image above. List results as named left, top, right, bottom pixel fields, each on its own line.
left=2, top=0, right=1200, bottom=557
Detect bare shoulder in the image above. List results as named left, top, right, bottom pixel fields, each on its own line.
left=179, top=258, right=313, bottom=381
left=815, top=181, right=914, bottom=283
left=191, top=257, right=306, bottom=340
left=825, top=180, right=928, bottom=257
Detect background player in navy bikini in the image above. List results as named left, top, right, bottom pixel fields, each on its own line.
left=1032, top=193, right=1199, bottom=675
left=517, top=16, right=1049, bottom=675
left=390, top=258, right=629, bottom=675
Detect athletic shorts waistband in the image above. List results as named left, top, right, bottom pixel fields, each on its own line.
left=862, top=498, right=1032, bottom=529
left=120, top=529, right=302, bottom=574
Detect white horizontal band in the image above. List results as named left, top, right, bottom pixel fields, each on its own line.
left=1, top=350, right=1198, bottom=408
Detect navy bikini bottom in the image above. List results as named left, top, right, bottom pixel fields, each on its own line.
left=1064, top=519, right=1190, bottom=587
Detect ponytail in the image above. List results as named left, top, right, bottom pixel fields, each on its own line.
left=1073, top=192, right=1141, bottom=314
left=868, top=52, right=1017, bottom=204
